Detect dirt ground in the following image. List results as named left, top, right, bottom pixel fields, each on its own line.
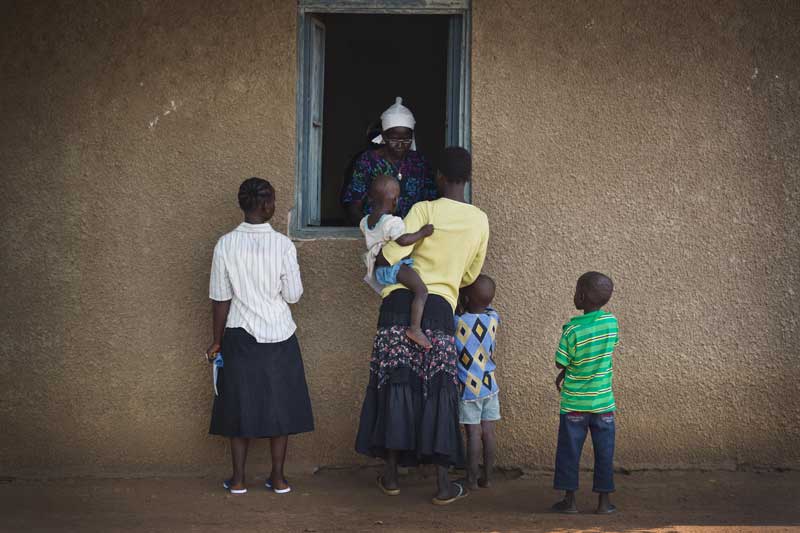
left=1, top=468, right=798, bottom=533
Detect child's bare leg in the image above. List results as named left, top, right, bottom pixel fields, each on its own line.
left=552, top=490, right=578, bottom=513
left=464, top=424, right=481, bottom=490
left=479, top=420, right=496, bottom=488
left=229, top=437, right=249, bottom=489
left=269, top=435, right=289, bottom=491
left=597, top=492, right=616, bottom=514
left=396, top=265, right=431, bottom=349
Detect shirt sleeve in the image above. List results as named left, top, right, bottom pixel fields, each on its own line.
left=460, top=216, right=489, bottom=287
left=280, top=242, right=304, bottom=304
left=209, top=240, right=233, bottom=301
left=555, top=328, right=574, bottom=367
left=383, top=215, right=406, bottom=242
left=341, top=153, right=370, bottom=205
left=382, top=203, right=426, bottom=265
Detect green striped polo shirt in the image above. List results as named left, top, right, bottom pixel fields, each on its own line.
left=555, top=309, right=619, bottom=414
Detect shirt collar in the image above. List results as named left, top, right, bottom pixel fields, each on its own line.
left=235, top=222, right=274, bottom=233
left=568, top=309, right=606, bottom=325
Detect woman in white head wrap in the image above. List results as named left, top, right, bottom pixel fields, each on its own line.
left=341, top=97, right=437, bottom=224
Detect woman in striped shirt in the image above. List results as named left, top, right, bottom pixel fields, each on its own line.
left=205, top=178, right=314, bottom=495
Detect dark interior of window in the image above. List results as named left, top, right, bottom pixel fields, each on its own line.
left=319, top=14, right=449, bottom=226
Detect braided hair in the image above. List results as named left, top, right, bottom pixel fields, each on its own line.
left=237, top=177, right=275, bottom=213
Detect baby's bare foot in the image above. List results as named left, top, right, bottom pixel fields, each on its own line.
left=406, top=327, right=432, bottom=349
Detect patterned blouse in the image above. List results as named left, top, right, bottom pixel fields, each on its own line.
left=341, top=149, right=437, bottom=218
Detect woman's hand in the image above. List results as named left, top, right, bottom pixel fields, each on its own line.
left=207, top=300, right=231, bottom=362
left=206, top=342, right=221, bottom=363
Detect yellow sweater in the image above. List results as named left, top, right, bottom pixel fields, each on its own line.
left=382, top=198, right=489, bottom=310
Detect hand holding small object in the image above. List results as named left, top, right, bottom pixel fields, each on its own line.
left=206, top=342, right=221, bottom=363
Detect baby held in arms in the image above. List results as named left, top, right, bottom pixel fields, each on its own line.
left=360, top=175, right=434, bottom=349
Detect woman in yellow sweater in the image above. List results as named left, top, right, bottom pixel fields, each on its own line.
left=355, top=147, right=489, bottom=505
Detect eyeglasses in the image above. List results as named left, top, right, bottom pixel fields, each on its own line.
left=385, top=138, right=413, bottom=147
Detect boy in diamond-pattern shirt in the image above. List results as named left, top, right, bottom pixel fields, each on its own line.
left=455, top=274, right=500, bottom=490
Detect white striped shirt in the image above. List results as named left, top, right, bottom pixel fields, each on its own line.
left=209, top=222, right=303, bottom=343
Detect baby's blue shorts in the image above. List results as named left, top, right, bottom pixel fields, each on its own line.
left=375, top=258, right=414, bottom=286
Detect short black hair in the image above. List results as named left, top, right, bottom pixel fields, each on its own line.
left=577, top=272, right=614, bottom=308
left=368, top=174, right=400, bottom=201
left=465, top=274, right=496, bottom=305
left=438, top=146, right=472, bottom=183
left=238, top=177, right=275, bottom=212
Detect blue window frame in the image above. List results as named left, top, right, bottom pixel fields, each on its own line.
left=293, top=0, right=471, bottom=239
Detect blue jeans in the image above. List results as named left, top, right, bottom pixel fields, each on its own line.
left=554, top=411, right=615, bottom=493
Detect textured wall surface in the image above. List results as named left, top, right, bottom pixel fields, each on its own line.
left=472, top=0, right=800, bottom=469
left=0, top=0, right=798, bottom=476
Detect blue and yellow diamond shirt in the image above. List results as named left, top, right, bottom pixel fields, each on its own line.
left=455, top=307, right=500, bottom=401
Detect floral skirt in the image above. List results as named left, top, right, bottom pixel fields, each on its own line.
left=354, top=291, right=464, bottom=467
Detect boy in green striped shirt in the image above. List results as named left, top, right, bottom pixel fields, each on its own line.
left=552, top=272, right=619, bottom=515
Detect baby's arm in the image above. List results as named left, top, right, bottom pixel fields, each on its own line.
left=395, top=224, right=434, bottom=246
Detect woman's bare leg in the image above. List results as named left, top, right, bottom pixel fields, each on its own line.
left=435, top=464, right=464, bottom=500
left=382, top=450, right=399, bottom=490
left=269, top=435, right=289, bottom=491
left=229, top=437, right=250, bottom=488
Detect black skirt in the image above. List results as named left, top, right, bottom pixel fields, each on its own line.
left=355, top=290, right=464, bottom=467
left=209, top=328, right=314, bottom=438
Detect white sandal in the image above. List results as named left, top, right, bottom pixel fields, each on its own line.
left=222, top=479, right=247, bottom=494
left=265, top=478, right=292, bottom=494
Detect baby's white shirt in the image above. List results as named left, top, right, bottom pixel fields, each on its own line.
left=360, top=214, right=406, bottom=294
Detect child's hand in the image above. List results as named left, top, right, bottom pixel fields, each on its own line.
left=420, top=224, right=434, bottom=237
left=555, top=369, right=566, bottom=392
left=206, top=342, right=221, bottom=363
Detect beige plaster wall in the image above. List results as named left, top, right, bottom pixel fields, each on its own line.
left=0, top=0, right=797, bottom=476
left=472, top=0, right=800, bottom=469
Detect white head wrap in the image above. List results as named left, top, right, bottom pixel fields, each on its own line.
left=372, top=97, right=417, bottom=150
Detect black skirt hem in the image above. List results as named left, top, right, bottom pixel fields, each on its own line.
left=208, top=427, right=314, bottom=439
left=355, top=368, right=464, bottom=468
